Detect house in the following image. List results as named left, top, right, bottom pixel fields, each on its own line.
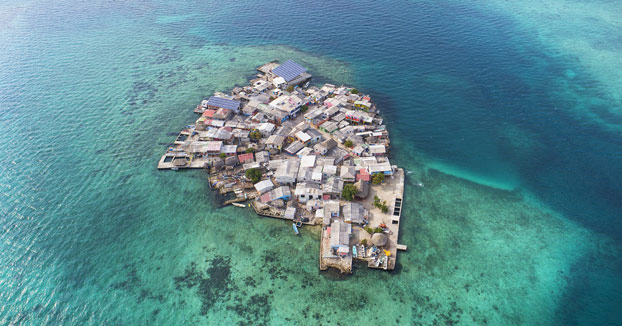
left=254, top=151, right=269, bottom=164
left=312, top=166, right=323, bottom=183
left=306, top=129, right=323, bottom=144
left=214, top=108, right=232, bottom=120
left=257, top=122, right=276, bottom=137
left=271, top=186, right=291, bottom=201
left=238, top=153, right=254, bottom=164
left=322, top=138, right=337, bottom=151
left=300, top=155, right=317, bottom=168
left=322, top=165, right=337, bottom=178
left=261, top=186, right=292, bottom=203
left=322, top=177, right=344, bottom=199
left=368, top=161, right=393, bottom=175
left=265, top=134, right=285, bottom=150
left=297, top=167, right=314, bottom=183
left=340, top=166, right=356, bottom=182
left=329, top=220, right=351, bottom=257
left=221, top=145, right=238, bottom=156
left=354, top=99, right=372, bottom=111
left=283, top=207, right=296, bottom=220
left=295, top=182, right=322, bottom=203
left=313, top=143, right=328, bottom=155
left=206, top=141, right=223, bottom=156
left=343, top=202, right=367, bottom=225
left=369, top=144, right=386, bottom=156
left=304, top=109, right=323, bottom=124
left=274, top=159, right=299, bottom=186
left=324, top=201, right=340, bottom=218
left=284, top=141, right=304, bottom=155
left=295, top=131, right=312, bottom=144
left=206, top=96, right=240, bottom=113
left=356, top=168, right=371, bottom=182
left=319, top=121, right=338, bottom=133
left=271, top=60, right=311, bottom=87
left=254, top=179, right=274, bottom=194
left=270, top=94, right=304, bottom=120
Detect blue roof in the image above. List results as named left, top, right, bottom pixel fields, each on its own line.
left=273, top=60, right=307, bottom=82
left=207, top=96, right=240, bottom=110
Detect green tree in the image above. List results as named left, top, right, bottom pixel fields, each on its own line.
left=245, top=147, right=255, bottom=153
left=372, top=173, right=385, bottom=185
left=374, top=227, right=384, bottom=233
left=300, top=105, right=308, bottom=113
left=245, top=168, right=262, bottom=184
left=249, top=131, right=262, bottom=140
left=364, top=226, right=374, bottom=234
left=344, top=140, right=354, bottom=148
left=350, top=88, right=359, bottom=94
left=361, top=239, right=368, bottom=246
left=219, top=153, right=227, bottom=159
left=342, top=184, right=357, bottom=201
left=286, top=85, right=294, bottom=92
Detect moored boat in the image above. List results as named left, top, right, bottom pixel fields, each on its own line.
left=292, top=223, right=299, bottom=235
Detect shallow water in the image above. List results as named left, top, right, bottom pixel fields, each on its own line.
left=1, top=0, right=621, bottom=325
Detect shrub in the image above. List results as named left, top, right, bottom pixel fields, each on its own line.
left=374, top=227, right=384, bottom=233
left=364, top=226, right=374, bottom=234
left=342, top=184, right=357, bottom=201
left=350, top=88, right=359, bottom=94
left=245, top=147, right=255, bottom=153
left=286, top=85, right=294, bottom=92
left=249, top=131, right=262, bottom=140
left=300, top=105, right=308, bottom=113
left=372, top=173, right=385, bottom=185
left=361, top=239, right=367, bottom=246
left=344, top=140, right=354, bottom=148
left=245, top=168, right=262, bottom=184
left=219, top=153, right=226, bottom=159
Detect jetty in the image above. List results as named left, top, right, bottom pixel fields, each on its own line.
left=158, top=60, right=406, bottom=274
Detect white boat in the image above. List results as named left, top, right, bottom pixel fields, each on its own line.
left=231, top=202, right=246, bottom=208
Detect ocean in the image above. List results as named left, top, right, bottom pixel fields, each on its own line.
left=1, top=0, right=621, bottom=325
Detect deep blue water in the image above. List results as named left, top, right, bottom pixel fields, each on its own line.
left=1, top=0, right=621, bottom=325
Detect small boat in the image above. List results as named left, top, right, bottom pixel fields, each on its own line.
left=352, top=245, right=357, bottom=258
left=231, top=202, right=245, bottom=208
left=292, top=223, right=299, bottom=235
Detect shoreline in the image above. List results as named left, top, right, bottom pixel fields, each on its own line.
left=158, top=60, right=407, bottom=274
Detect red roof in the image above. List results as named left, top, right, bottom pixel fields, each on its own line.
left=238, top=153, right=254, bottom=163
left=203, top=118, right=212, bottom=125
left=363, top=96, right=371, bottom=101
left=357, top=168, right=371, bottom=182
left=202, top=109, right=216, bottom=118
left=323, top=194, right=330, bottom=200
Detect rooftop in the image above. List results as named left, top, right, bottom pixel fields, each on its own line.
left=272, top=60, right=307, bottom=82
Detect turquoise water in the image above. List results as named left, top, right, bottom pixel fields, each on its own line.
left=1, top=0, right=621, bottom=325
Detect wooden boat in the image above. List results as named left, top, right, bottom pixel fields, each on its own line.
left=292, top=223, right=299, bottom=235
left=352, top=245, right=357, bottom=258
left=231, top=202, right=246, bottom=208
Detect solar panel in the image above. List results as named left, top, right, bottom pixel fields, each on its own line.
left=272, top=60, right=307, bottom=82
left=207, top=96, right=240, bottom=111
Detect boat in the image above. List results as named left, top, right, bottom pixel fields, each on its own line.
left=292, top=223, right=300, bottom=235
left=231, top=202, right=246, bottom=208
left=352, top=245, right=357, bottom=258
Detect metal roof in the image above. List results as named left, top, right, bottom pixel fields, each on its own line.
left=272, top=60, right=307, bottom=82
left=207, top=96, right=240, bottom=110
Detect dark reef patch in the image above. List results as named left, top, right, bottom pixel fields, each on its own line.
left=173, top=256, right=235, bottom=315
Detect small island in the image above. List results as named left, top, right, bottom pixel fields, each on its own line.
left=158, top=60, right=406, bottom=273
